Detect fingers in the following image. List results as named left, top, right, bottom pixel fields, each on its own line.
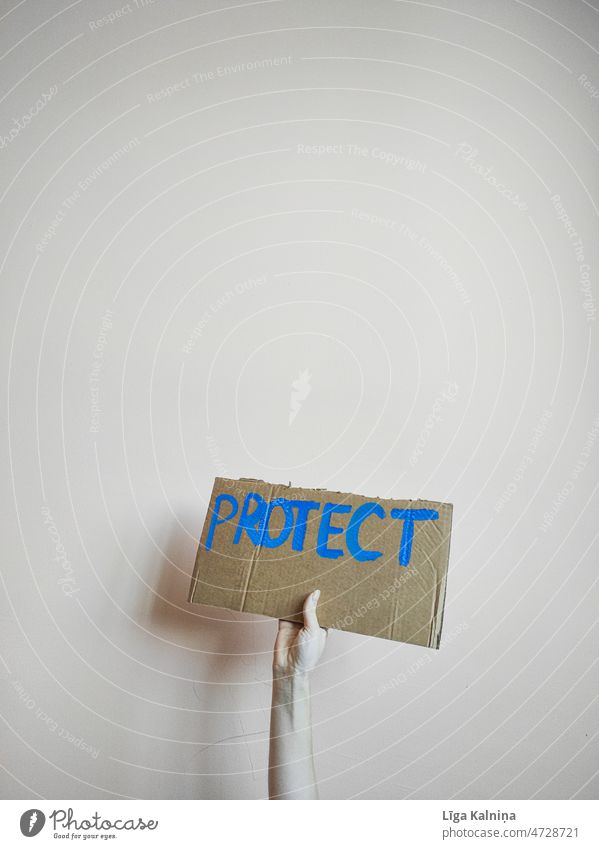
left=302, top=589, right=321, bottom=632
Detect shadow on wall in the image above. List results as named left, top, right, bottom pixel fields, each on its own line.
left=147, top=513, right=201, bottom=638
left=140, top=510, right=272, bottom=798
left=146, top=508, right=271, bottom=661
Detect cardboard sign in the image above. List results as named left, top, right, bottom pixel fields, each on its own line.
left=188, top=477, right=453, bottom=647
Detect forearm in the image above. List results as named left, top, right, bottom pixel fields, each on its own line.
left=268, top=672, right=318, bottom=800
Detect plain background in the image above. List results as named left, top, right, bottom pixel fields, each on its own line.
left=1, top=0, right=598, bottom=799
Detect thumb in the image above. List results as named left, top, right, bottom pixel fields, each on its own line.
left=303, top=589, right=321, bottom=632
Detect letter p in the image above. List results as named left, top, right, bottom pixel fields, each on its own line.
left=205, top=494, right=238, bottom=550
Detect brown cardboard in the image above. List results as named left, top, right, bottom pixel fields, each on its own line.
left=188, top=477, right=453, bottom=648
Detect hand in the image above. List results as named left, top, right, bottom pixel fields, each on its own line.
left=273, top=590, right=328, bottom=678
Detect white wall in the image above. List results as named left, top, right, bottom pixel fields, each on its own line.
left=1, top=0, right=598, bottom=800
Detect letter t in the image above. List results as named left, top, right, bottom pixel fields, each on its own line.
left=390, top=508, right=439, bottom=566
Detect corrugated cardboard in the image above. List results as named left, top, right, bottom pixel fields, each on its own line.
left=188, top=477, right=453, bottom=648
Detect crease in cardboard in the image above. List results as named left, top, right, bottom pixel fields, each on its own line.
left=238, top=483, right=274, bottom=612
left=390, top=583, right=402, bottom=643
